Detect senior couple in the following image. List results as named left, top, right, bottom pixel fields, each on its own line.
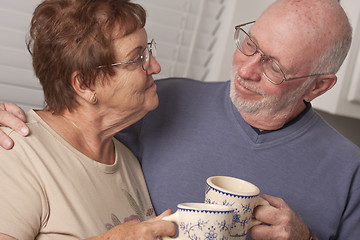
left=0, top=0, right=359, bottom=239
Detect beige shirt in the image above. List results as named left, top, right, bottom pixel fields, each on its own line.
left=0, top=110, right=155, bottom=240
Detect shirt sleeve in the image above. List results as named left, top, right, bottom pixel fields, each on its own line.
left=0, top=148, right=47, bottom=240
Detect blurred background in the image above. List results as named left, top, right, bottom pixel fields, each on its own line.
left=0, top=0, right=359, bottom=146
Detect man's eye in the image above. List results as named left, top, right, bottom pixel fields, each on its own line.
left=245, top=38, right=255, bottom=49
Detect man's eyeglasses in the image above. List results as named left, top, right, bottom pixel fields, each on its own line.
left=98, top=39, right=156, bottom=71
left=234, top=21, right=328, bottom=85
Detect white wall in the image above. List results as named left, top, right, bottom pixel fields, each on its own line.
left=0, top=0, right=44, bottom=111
left=207, top=0, right=274, bottom=82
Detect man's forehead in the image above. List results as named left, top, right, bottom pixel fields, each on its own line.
left=250, top=19, right=315, bottom=75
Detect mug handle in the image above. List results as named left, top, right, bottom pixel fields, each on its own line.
left=162, top=211, right=180, bottom=240
left=248, top=196, right=270, bottom=229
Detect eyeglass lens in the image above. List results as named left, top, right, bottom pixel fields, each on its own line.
left=235, top=28, right=285, bottom=84
left=142, top=40, right=156, bottom=71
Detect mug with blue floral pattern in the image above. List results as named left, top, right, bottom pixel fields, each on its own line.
left=162, top=202, right=234, bottom=240
left=205, top=176, right=269, bottom=240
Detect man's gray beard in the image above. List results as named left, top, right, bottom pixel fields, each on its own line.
left=229, top=68, right=311, bottom=119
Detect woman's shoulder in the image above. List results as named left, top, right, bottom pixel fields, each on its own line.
left=0, top=110, right=40, bottom=149
left=113, top=139, right=140, bottom=166
left=0, top=110, right=62, bottom=163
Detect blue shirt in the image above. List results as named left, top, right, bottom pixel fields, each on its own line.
left=117, top=78, right=360, bottom=239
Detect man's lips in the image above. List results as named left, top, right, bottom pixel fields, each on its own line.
left=234, top=76, right=255, bottom=95
left=233, top=75, right=266, bottom=100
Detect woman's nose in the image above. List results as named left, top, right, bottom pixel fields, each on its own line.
left=147, top=55, right=161, bottom=75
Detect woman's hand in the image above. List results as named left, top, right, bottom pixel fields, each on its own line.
left=0, top=103, right=29, bottom=149
left=87, top=209, right=176, bottom=240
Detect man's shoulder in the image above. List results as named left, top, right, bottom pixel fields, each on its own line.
left=309, top=110, right=360, bottom=161
left=155, top=77, right=228, bottom=90
left=154, top=78, right=230, bottom=101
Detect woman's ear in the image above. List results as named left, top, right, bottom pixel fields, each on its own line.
left=303, top=74, right=337, bottom=102
left=71, top=71, right=98, bottom=104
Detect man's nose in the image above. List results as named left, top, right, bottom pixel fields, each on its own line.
left=237, top=51, right=262, bottom=81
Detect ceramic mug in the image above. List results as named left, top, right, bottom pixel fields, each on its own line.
left=205, top=176, right=269, bottom=239
left=162, top=202, right=234, bottom=240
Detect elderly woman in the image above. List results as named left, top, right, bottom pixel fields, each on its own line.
left=0, top=0, right=175, bottom=239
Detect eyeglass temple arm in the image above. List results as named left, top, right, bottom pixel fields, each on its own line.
left=235, top=20, right=256, bottom=29
left=286, top=73, right=330, bottom=81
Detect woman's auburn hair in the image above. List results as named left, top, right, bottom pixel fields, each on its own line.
left=27, top=0, right=146, bottom=113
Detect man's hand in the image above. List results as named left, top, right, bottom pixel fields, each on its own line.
left=250, top=194, right=312, bottom=240
left=0, top=103, right=29, bottom=149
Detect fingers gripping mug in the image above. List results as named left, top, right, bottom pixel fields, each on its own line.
left=162, top=202, right=234, bottom=240
left=205, top=176, right=269, bottom=239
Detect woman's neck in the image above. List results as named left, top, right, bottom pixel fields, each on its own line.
left=36, top=109, right=115, bottom=165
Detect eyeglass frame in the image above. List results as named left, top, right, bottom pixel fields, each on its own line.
left=98, top=39, right=156, bottom=71
left=234, top=21, right=329, bottom=85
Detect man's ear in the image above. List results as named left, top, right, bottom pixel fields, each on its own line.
left=303, top=74, right=337, bottom=102
left=71, top=71, right=97, bottom=104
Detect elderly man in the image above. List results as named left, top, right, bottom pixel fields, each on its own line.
left=1, top=0, right=359, bottom=239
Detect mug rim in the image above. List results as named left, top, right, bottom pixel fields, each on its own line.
left=177, top=202, right=234, bottom=213
left=206, top=176, right=260, bottom=197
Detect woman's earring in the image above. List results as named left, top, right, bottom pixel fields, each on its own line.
left=90, top=92, right=98, bottom=104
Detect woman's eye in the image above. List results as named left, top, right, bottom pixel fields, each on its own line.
left=132, top=54, right=141, bottom=61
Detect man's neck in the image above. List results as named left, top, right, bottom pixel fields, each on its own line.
left=240, top=102, right=307, bottom=131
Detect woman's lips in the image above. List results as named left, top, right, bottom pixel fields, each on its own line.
left=146, top=82, right=156, bottom=91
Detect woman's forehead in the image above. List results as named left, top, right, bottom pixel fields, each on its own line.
left=112, top=28, right=147, bottom=55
